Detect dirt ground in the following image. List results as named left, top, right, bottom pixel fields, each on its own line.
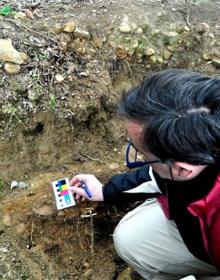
left=1, top=0, right=220, bottom=279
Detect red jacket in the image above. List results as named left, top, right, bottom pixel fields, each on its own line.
left=103, top=165, right=220, bottom=268
left=187, top=172, right=220, bottom=271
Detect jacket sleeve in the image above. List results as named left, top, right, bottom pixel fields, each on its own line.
left=102, top=166, right=160, bottom=205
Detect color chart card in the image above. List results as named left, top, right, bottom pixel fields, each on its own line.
left=52, top=178, right=76, bottom=210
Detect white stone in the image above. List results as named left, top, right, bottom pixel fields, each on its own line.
left=0, top=39, right=27, bottom=64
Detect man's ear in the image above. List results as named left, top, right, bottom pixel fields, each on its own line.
left=172, top=162, right=197, bottom=179
left=172, top=162, right=207, bottom=180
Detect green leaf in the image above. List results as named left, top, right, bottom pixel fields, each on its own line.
left=0, top=5, right=12, bottom=16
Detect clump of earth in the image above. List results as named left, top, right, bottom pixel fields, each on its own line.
left=1, top=0, right=220, bottom=279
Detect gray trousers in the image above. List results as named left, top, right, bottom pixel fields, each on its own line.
left=113, top=198, right=219, bottom=280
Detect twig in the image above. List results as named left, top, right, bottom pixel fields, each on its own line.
left=79, top=152, right=103, bottom=163
left=27, top=221, right=35, bottom=249
left=89, top=209, right=94, bottom=257
left=2, top=18, right=59, bottom=44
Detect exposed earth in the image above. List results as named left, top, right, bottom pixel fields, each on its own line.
left=1, top=0, right=220, bottom=279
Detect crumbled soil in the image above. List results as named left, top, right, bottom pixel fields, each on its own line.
left=1, top=0, right=220, bottom=279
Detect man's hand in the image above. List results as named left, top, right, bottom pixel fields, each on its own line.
left=70, top=174, right=104, bottom=202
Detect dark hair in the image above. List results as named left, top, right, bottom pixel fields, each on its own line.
left=118, top=69, right=220, bottom=165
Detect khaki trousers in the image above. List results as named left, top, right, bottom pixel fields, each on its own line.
left=113, top=198, right=219, bottom=280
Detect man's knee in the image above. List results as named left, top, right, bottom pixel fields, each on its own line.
left=113, top=219, right=134, bottom=260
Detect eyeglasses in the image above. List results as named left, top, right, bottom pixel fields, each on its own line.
left=125, top=140, right=161, bottom=168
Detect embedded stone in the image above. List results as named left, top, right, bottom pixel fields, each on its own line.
left=163, top=50, right=172, bottom=60
left=145, top=48, right=155, bottom=57
left=63, top=22, right=76, bottom=33
left=0, top=39, right=28, bottom=64
left=74, top=27, right=91, bottom=39
left=32, top=204, right=55, bottom=216
left=4, top=63, right=21, bottom=74
left=149, top=55, right=157, bottom=64
left=55, top=74, right=65, bottom=83
left=15, top=223, right=26, bottom=235
left=212, top=58, right=220, bottom=68
left=195, top=22, right=210, bottom=34
left=202, top=53, right=211, bottom=61
left=119, top=22, right=131, bottom=33
left=163, top=31, right=179, bottom=45
left=156, top=56, right=164, bottom=64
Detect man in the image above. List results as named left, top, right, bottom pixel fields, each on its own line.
left=70, top=69, right=220, bottom=279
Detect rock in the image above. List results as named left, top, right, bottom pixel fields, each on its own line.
left=4, top=63, right=21, bottom=74
left=0, top=39, right=28, bottom=64
left=13, top=11, right=26, bottom=20
left=149, top=55, right=157, bottom=64
left=3, top=214, right=12, bottom=226
left=25, top=9, right=34, bottom=19
left=136, top=27, right=143, bottom=34
left=202, top=53, right=211, bottom=61
left=156, top=56, right=164, bottom=64
left=11, top=180, right=28, bottom=189
left=17, top=181, right=28, bottom=189
left=83, top=269, right=93, bottom=278
left=163, top=50, right=172, bottom=60
left=15, top=223, right=26, bottom=235
left=109, top=163, right=120, bottom=170
left=78, top=71, right=89, bottom=77
left=116, top=267, right=133, bottom=280
left=20, top=52, right=28, bottom=61
left=212, top=58, right=220, bottom=68
left=55, top=74, right=65, bottom=83
left=74, top=27, right=91, bottom=39
left=119, top=16, right=131, bottom=33
left=163, top=31, right=179, bottom=45
left=0, top=247, right=8, bottom=253
left=195, top=22, right=210, bottom=34
left=119, top=22, right=131, bottom=33
left=11, top=180, right=18, bottom=190
left=32, top=204, right=56, bottom=216
left=131, top=39, right=139, bottom=49
left=54, top=24, right=63, bottom=34
left=63, top=22, right=75, bottom=33
left=208, top=33, right=215, bottom=39
left=145, top=48, right=155, bottom=57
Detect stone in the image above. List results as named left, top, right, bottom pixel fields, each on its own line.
left=0, top=247, right=8, bottom=253
left=3, top=214, right=12, bottom=226
left=149, top=55, right=157, bottom=64
left=55, top=74, right=65, bottom=83
left=119, top=22, right=131, bottom=33
left=13, top=11, right=26, bottom=20
left=54, top=24, right=63, bottom=34
left=11, top=180, right=18, bottom=190
left=212, top=58, right=220, bottom=68
left=83, top=269, right=93, bottom=278
left=163, top=50, right=172, bottom=60
left=136, top=27, right=143, bottom=34
left=163, top=31, right=179, bottom=45
left=119, top=17, right=131, bottom=33
left=74, top=27, right=91, bottom=39
left=63, top=22, right=75, bottom=33
left=32, top=204, right=55, bottom=216
left=0, top=39, right=28, bottom=64
left=15, top=223, right=26, bottom=235
left=109, top=163, right=120, bottom=170
left=145, top=48, right=155, bottom=57
left=202, top=53, right=211, bottom=61
left=116, top=267, right=133, bottom=280
left=4, top=63, right=21, bottom=74
left=17, top=181, right=28, bottom=189
left=156, top=56, right=164, bottom=64
left=195, top=22, right=210, bottom=34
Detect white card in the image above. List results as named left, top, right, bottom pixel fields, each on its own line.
left=51, top=178, right=76, bottom=210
